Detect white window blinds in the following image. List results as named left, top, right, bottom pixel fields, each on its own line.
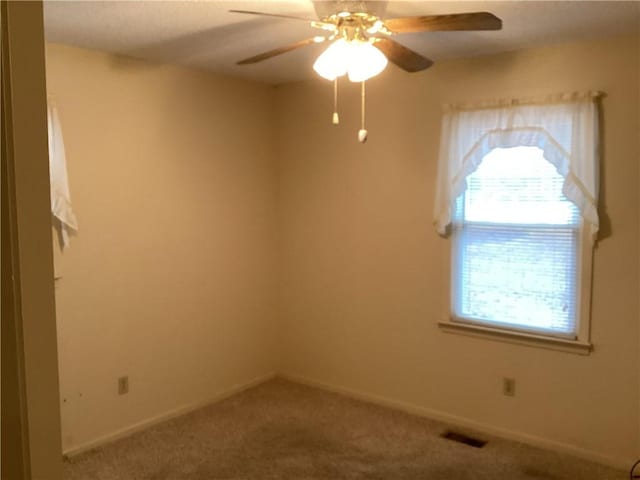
left=452, top=147, right=580, bottom=337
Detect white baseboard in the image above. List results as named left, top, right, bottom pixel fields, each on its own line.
left=63, top=370, right=633, bottom=470
left=279, top=372, right=632, bottom=471
left=63, top=372, right=276, bottom=458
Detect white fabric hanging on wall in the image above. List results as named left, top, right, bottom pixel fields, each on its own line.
left=433, top=91, right=601, bottom=240
left=48, top=99, right=78, bottom=248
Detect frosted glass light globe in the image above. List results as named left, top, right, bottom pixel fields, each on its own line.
left=313, top=39, right=351, bottom=80
left=347, top=41, right=388, bottom=82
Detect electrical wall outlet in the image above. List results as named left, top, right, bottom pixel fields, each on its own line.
left=118, top=376, right=129, bottom=395
left=503, top=377, right=516, bottom=397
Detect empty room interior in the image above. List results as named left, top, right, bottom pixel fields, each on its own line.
left=5, top=0, right=640, bottom=478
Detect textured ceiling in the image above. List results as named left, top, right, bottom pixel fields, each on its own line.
left=44, top=1, right=640, bottom=85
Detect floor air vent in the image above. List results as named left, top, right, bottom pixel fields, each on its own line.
left=441, top=430, right=487, bottom=448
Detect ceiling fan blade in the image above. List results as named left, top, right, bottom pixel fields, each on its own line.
left=385, top=12, right=502, bottom=33
left=229, top=9, right=317, bottom=23
left=374, top=38, right=433, bottom=72
left=237, top=38, right=322, bottom=65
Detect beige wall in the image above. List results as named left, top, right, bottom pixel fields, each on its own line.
left=45, top=43, right=279, bottom=453
left=46, top=33, right=639, bottom=467
left=276, top=34, right=640, bottom=467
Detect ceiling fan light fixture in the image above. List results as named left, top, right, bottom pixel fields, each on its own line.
left=313, top=39, right=388, bottom=82
left=311, top=21, right=337, bottom=31
left=366, top=20, right=385, bottom=34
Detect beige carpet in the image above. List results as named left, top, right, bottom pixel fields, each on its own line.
left=64, top=378, right=625, bottom=479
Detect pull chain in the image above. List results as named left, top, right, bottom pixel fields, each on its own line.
left=332, top=77, right=340, bottom=125
left=358, top=81, right=368, bottom=143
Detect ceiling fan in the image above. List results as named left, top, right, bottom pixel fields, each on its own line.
left=230, top=3, right=502, bottom=142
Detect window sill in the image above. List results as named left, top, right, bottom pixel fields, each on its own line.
left=438, top=320, right=592, bottom=355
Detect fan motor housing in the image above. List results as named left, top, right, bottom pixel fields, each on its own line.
left=322, top=12, right=390, bottom=41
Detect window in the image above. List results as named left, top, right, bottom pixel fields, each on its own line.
left=451, top=146, right=582, bottom=338
left=433, top=94, right=600, bottom=353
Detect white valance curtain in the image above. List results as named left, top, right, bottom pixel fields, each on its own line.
left=48, top=98, right=78, bottom=248
left=433, top=92, right=601, bottom=240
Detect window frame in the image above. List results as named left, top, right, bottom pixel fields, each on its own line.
left=438, top=149, right=594, bottom=355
